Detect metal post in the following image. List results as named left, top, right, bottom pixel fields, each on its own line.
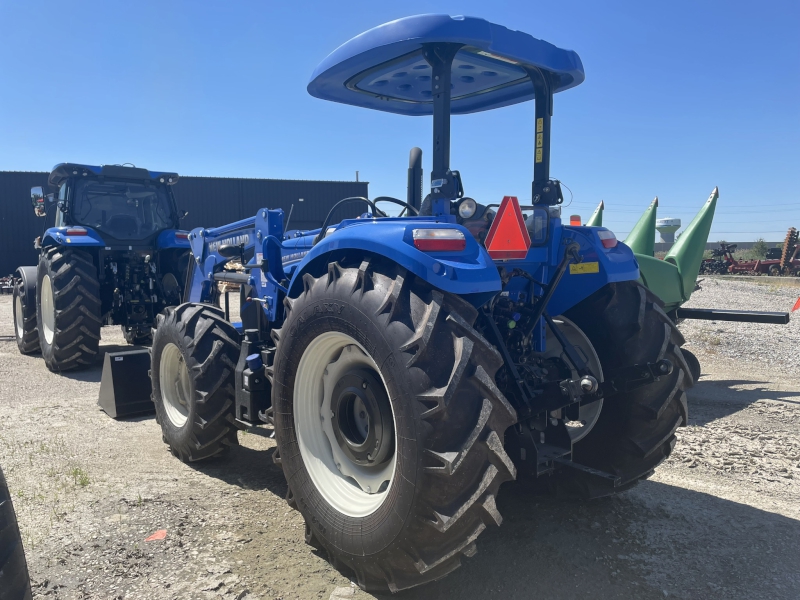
left=423, top=44, right=460, bottom=216
left=530, top=68, right=554, bottom=204
left=407, top=147, right=423, bottom=211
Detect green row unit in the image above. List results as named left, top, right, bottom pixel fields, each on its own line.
left=586, top=188, right=719, bottom=313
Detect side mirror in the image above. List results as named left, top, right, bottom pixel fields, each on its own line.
left=31, top=186, right=47, bottom=217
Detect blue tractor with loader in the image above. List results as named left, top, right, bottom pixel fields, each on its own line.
left=13, top=164, right=191, bottom=371
left=150, top=15, right=693, bottom=592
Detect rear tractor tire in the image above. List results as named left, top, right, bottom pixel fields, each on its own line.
left=271, top=258, right=517, bottom=592
left=12, top=276, right=39, bottom=355
left=554, top=281, right=693, bottom=498
left=36, top=248, right=102, bottom=372
left=0, top=466, right=33, bottom=600
left=682, top=348, right=702, bottom=383
left=151, top=304, right=241, bottom=461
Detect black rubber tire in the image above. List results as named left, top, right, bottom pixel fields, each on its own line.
left=554, top=281, right=692, bottom=498
left=271, top=258, right=517, bottom=593
left=36, top=248, right=102, bottom=372
left=12, top=279, right=39, bottom=354
left=0, top=466, right=33, bottom=600
left=122, top=326, right=153, bottom=346
left=151, top=303, right=241, bottom=461
left=682, top=348, right=702, bottom=383
left=768, top=265, right=781, bottom=276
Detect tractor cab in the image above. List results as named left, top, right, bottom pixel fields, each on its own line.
left=308, top=14, right=584, bottom=218
left=32, top=163, right=182, bottom=243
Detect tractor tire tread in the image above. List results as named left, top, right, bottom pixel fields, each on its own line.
left=37, top=248, right=102, bottom=372
left=12, top=279, right=39, bottom=354
left=0, top=467, right=33, bottom=600
left=152, top=304, right=240, bottom=462
left=275, top=259, right=517, bottom=593
left=556, top=281, right=693, bottom=499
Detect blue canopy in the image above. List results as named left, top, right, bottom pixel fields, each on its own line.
left=307, top=14, right=585, bottom=116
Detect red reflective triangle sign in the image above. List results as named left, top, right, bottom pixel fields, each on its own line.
left=485, top=196, right=531, bottom=259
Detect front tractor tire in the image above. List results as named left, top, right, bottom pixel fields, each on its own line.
left=12, top=276, right=39, bottom=355
left=36, top=248, right=102, bottom=372
left=151, top=304, right=241, bottom=461
left=557, top=281, right=693, bottom=498
left=272, top=259, right=517, bottom=592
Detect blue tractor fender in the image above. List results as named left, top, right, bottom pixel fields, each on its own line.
left=156, top=229, right=191, bottom=250
left=286, top=218, right=502, bottom=307
left=545, top=226, right=639, bottom=315
left=41, top=226, right=105, bottom=248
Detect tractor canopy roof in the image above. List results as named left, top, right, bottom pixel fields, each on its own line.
left=307, top=14, right=585, bottom=116
left=49, top=163, right=179, bottom=188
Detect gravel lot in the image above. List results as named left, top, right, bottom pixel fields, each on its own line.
left=1, top=277, right=798, bottom=600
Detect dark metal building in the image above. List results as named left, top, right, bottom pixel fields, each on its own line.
left=0, top=171, right=368, bottom=275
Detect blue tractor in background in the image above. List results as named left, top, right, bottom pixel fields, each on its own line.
left=150, top=15, right=691, bottom=592
left=13, top=163, right=190, bottom=371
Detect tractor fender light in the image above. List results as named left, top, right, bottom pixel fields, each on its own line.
left=569, top=215, right=581, bottom=226
left=65, top=227, right=88, bottom=236
left=597, top=229, right=617, bottom=249
left=175, top=232, right=189, bottom=240
left=413, top=228, right=466, bottom=252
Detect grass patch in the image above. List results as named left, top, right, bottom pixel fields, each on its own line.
left=68, top=466, right=90, bottom=487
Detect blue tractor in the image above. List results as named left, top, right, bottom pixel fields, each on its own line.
left=150, top=15, right=691, bottom=592
left=13, top=164, right=190, bottom=371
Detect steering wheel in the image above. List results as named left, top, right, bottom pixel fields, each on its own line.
left=373, top=196, right=419, bottom=216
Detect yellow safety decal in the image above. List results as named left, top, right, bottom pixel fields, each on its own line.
left=536, top=133, right=543, bottom=148
left=535, top=148, right=543, bottom=163
left=536, top=118, right=543, bottom=133
left=569, top=262, right=599, bottom=275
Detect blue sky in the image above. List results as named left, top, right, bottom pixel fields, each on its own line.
left=1, top=0, right=797, bottom=240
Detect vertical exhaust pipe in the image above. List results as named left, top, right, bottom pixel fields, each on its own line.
left=625, top=197, right=659, bottom=256
left=407, top=147, right=423, bottom=212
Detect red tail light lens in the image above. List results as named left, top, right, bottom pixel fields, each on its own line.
left=176, top=232, right=189, bottom=240
left=570, top=215, right=581, bottom=226
left=597, top=229, right=617, bottom=249
left=412, top=229, right=466, bottom=252
left=65, top=227, right=87, bottom=236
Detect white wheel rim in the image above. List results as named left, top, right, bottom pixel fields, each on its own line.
left=294, top=331, right=396, bottom=518
left=160, top=343, right=192, bottom=428
left=545, top=317, right=604, bottom=442
left=14, top=294, right=24, bottom=339
left=41, top=274, right=55, bottom=345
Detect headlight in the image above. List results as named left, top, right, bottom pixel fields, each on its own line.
left=458, top=198, right=477, bottom=219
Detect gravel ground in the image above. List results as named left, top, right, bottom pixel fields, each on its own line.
left=680, top=276, right=800, bottom=377
left=0, top=279, right=798, bottom=600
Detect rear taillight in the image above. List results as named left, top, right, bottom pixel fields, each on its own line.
left=597, top=229, right=617, bottom=249
left=412, top=229, right=466, bottom=252
left=570, top=215, right=581, bottom=226
left=66, top=227, right=87, bottom=236
left=175, top=232, right=189, bottom=240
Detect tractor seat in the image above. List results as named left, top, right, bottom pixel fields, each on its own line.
left=104, top=214, right=139, bottom=237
